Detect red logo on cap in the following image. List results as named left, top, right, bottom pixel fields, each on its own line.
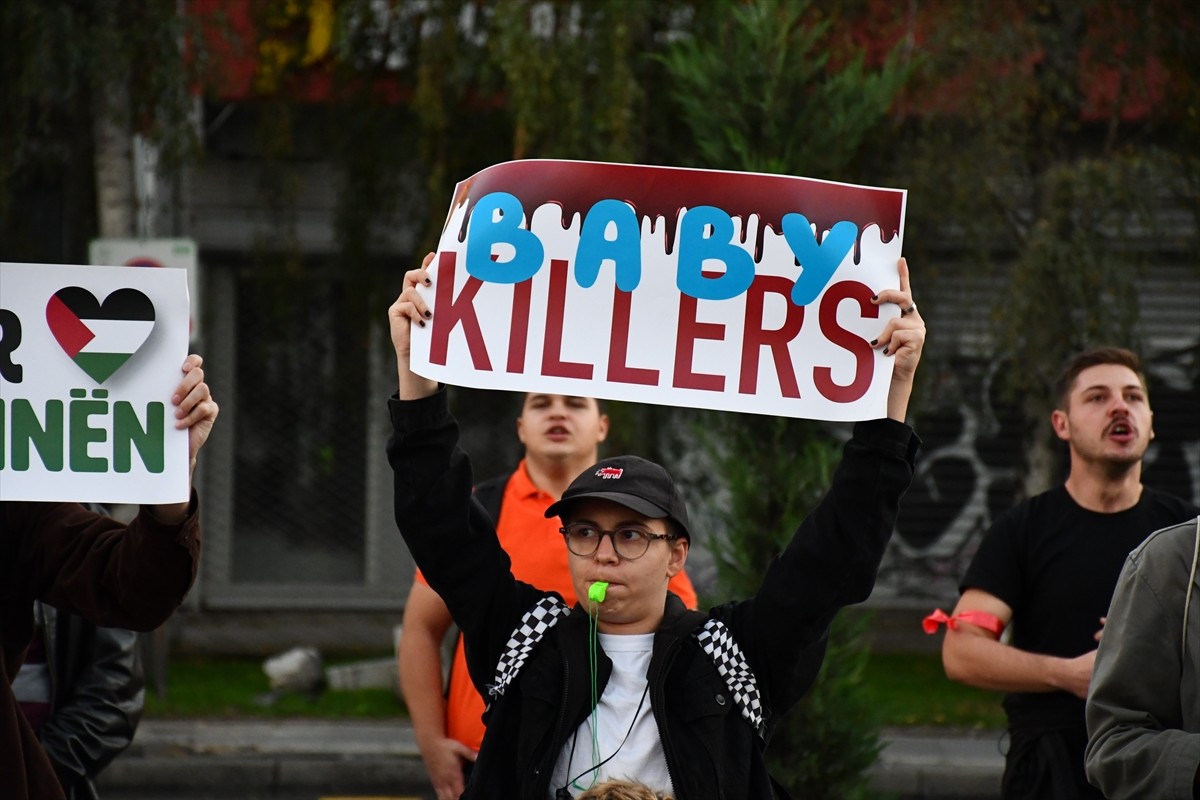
left=596, top=467, right=624, bottom=479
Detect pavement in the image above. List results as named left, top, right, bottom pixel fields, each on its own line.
left=97, top=717, right=1005, bottom=799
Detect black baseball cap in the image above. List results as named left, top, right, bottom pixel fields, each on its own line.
left=544, top=455, right=692, bottom=540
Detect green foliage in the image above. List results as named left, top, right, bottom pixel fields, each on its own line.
left=1157, top=3, right=1200, bottom=256
left=0, top=0, right=204, bottom=257
left=489, top=0, right=649, bottom=162
left=697, top=415, right=884, bottom=798
left=145, top=651, right=1003, bottom=730
left=658, top=0, right=912, bottom=179
left=143, top=655, right=404, bottom=719
left=702, top=417, right=840, bottom=598
left=860, top=653, right=1006, bottom=730
left=660, top=2, right=915, bottom=792
left=0, top=0, right=201, bottom=168
left=893, top=0, right=1195, bottom=489
left=1003, top=156, right=1149, bottom=396
left=356, top=0, right=511, bottom=252
left=770, top=612, right=882, bottom=800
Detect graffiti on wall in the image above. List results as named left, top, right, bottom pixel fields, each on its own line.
left=874, top=345, right=1200, bottom=604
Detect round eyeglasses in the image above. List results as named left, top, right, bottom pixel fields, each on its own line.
left=560, top=522, right=677, bottom=560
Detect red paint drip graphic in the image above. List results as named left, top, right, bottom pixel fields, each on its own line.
left=450, top=160, right=904, bottom=263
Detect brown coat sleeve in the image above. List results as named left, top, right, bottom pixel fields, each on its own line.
left=3, top=497, right=200, bottom=632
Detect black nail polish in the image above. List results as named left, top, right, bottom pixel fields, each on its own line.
left=424, top=279, right=432, bottom=285
left=418, top=320, right=426, bottom=328
left=871, top=294, right=878, bottom=301
left=882, top=346, right=889, bottom=355
left=424, top=310, right=431, bottom=318
left=870, top=339, right=878, bottom=346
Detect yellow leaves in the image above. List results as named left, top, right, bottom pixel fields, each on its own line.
left=303, top=0, right=334, bottom=67
left=255, top=0, right=334, bottom=94
left=256, top=39, right=294, bottom=94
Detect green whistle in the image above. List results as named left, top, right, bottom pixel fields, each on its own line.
left=588, top=581, right=609, bottom=604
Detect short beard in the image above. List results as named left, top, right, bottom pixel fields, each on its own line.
left=1096, top=452, right=1143, bottom=482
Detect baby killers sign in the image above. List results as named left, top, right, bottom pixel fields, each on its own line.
left=409, top=160, right=907, bottom=421
left=0, top=261, right=191, bottom=503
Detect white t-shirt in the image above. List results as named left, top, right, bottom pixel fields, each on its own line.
left=548, top=632, right=675, bottom=799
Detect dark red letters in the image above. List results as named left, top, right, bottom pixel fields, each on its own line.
left=506, top=278, right=533, bottom=373
left=814, top=280, right=877, bottom=403
left=430, top=251, right=492, bottom=370
left=542, top=259, right=592, bottom=379
left=673, top=291, right=726, bottom=392
left=739, top=275, right=804, bottom=398
left=607, top=288, right=659, bottom=386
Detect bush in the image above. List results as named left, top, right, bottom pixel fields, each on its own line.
left=699, top=414, right=882, bottom=798
left=768, top=610, right=881, bottom=799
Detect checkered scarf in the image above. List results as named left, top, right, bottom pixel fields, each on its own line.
left=486, top=600, right=766, bottom=739
left=486, top=596, right=572, bottom=701
left=695, top=618, right=766, bottom=739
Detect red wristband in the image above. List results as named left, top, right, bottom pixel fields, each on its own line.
left=922, top=608, right=1005, bottom=639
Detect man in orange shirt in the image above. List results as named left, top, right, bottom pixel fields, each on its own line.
left=397, top=393, right=698, bottom=800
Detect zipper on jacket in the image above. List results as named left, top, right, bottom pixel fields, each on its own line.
left=39, top=602, right=59, bottom=712
left=535, top=648, right=572, bottom=797
left=652, top=639, right=688, bottom=799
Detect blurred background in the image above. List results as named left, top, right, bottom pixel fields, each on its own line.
left=3, top=0, right=1197, bottom=657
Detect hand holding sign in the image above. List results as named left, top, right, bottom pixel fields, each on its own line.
left=147, top=353, right=219, bottom=524
left=869, top=257, right=924, bottom=421
left=388, top=252, right=439, bottom=401
left=172, top=354, right=219, bottom=466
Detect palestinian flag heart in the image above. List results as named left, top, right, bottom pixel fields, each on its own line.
left=46, top=287, right=156, bottom=383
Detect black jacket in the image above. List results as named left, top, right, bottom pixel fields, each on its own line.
left=2, top=498, right=200, bottom=800
left=38, top=602, right=144, bottom=800
left=389, top=389, right=917, bottom=799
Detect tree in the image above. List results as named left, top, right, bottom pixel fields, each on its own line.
left=658, top=2, right=913, bottom=795
left=489, top=0, right=649, bottom=163
left=894, top=0, right=1198, bottom=494
left=0, top=0, right=203, bottom=260
left=659, top=0, right=910, bottom=180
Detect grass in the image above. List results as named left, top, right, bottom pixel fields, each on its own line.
left=144, top=651, right=1005, bottom=729
left=860, top=652, right=1006, bottom=730
left=143, top=654, right=405, bottom=719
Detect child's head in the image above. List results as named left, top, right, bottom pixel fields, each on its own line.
left=573, top=779, right=674, bottom=800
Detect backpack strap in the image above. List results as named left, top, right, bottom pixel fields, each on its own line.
left=478, top=471, right=557, bottom=704
left=473, top=474, right=510, bottom=525
left=695, top=618, right=766, bottom=739
left=485, top=596, right=572, bottom=701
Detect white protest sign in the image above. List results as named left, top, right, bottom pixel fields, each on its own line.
left=410, top=160, right=906, bottom=421
left=0, top=261, right=191, bottom=503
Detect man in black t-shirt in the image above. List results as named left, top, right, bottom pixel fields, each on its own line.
left=940, top=347, right=1199, bottom=800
